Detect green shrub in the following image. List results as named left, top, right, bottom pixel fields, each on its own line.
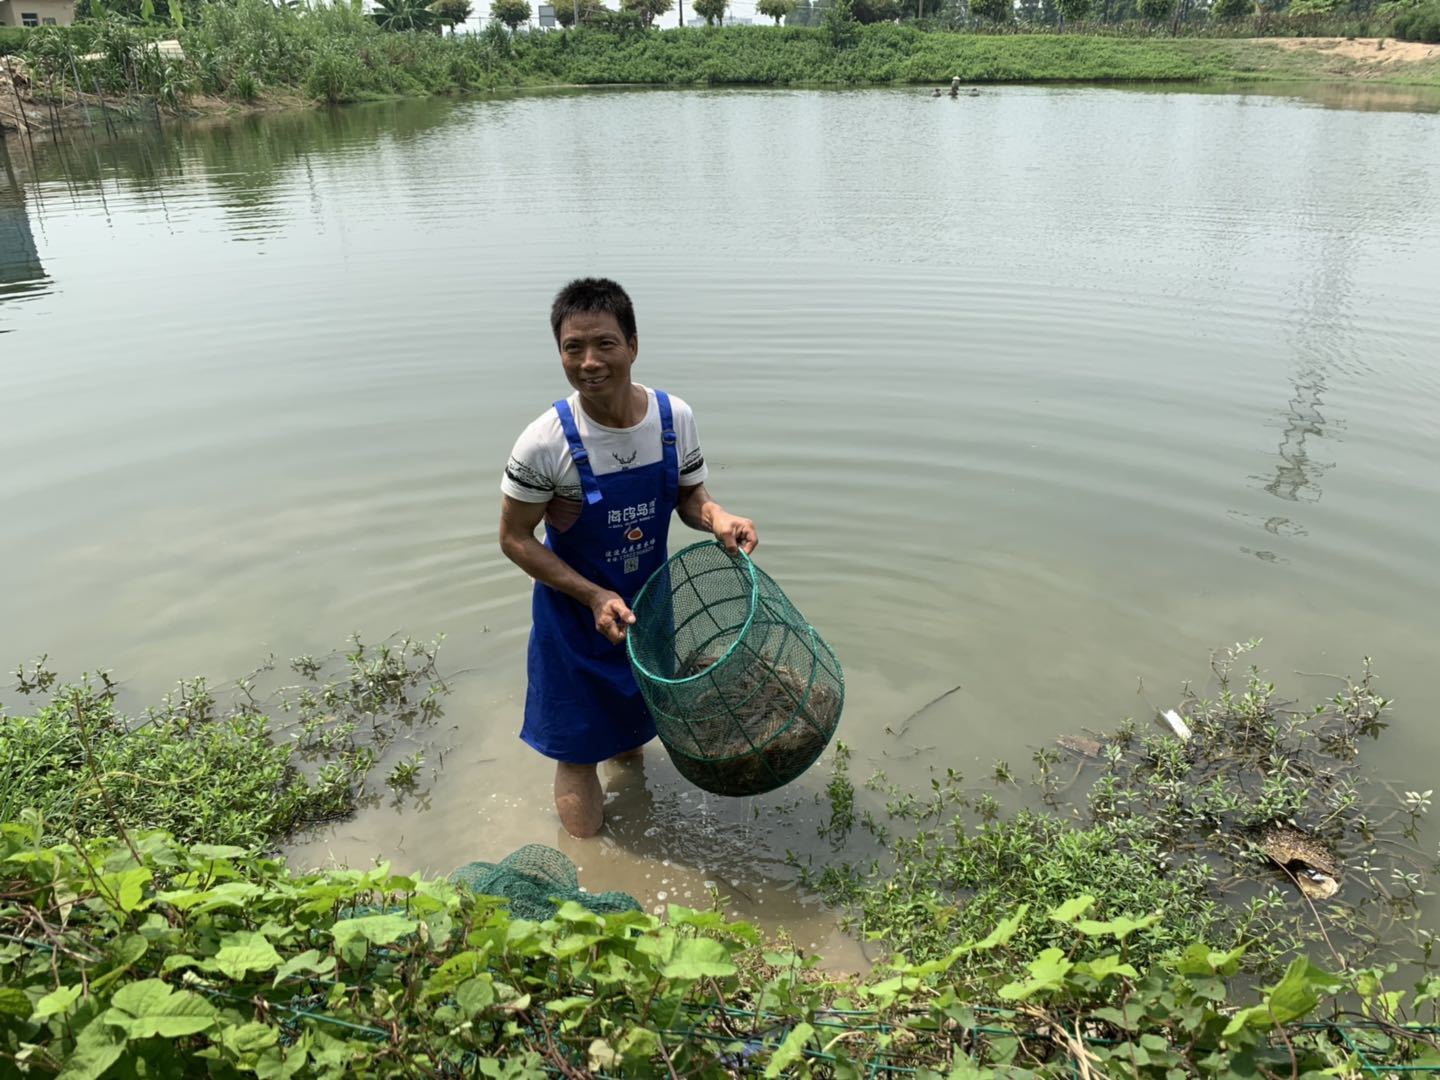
left=0, top=26, right=29, bottom=56
left=1394, top=2, right=1440, bottom=41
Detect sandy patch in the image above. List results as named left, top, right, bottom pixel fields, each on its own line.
left=1259, top=36, right=1440, bottom=66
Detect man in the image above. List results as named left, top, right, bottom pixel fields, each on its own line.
left=499, top=278, right=758, bottom=838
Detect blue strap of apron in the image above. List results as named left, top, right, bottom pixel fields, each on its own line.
left=553, top=399, right=604, bottom=506
left=655, top=390, right=679, bottom=508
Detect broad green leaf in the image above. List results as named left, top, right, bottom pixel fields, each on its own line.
left=188, top=843, right=246, bottom=861
left=220, top=1020, right=281, bottom=1055
left=99, top=867, right=151, bottom=913
left=1222, top=1003, right=1271, bottom=1038
left=457, top=976, right=497, bottom=1016
left=274, top=948, right=337, bottom=987
left=970, top=905, right=1028, bottom=952
left=104, top=978, right=218, bottom=1038
left=587, top=1038, right=619, bottom=1071
left=159, top=880, right=263, bottom=912
left=947, top=1057, right=996, bottom=1079
left=544, top=995, right=592, bottom=1015
left=662, top=938, right=736, bottom=980
left=256, top=1043, right=308, bottom=1080
left=208, top=931, right=283, bottom=980
left=0, top=987, right=31, bottom=1018
left=1048, top=895, right=1096, bottom=924
left=765, top=1022, right=815, bottom=1078
left=1080, top=954, right=1139, bottom=982
left=998, top=948, right=1073, bottom=1001
left=90, top=934, right=148, bottom=991
left=616, top=1027, right=659, bottom=1060
left=552, top=900, right=603, bottom=926
left=1092, top=1003, right=1141, bottom=1030
left=331, top=913, right=418, bottom=950
left=57, top=1019, right=127, bottom=1080
left=32, top=984, right=83, bottom=1020
left=1265, top=956, right=1338, bottom=1025
left=1074, top=911, right=1162, bottom=941
left=634, top=929, right=677, bottom=965
left=422, top=949, right=491, bottom=998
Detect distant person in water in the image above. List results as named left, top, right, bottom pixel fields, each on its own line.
left=949, top=75, right=961, bottom=98
left=498, top=278, right=758, bottom=838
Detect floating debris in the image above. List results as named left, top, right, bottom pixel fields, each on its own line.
left=1159, top=707, right=1192, bottom=742
left=1056, top=733, right=1105, bottom=759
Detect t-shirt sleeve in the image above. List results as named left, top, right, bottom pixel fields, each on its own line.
left=501, top=417, right=558, bottom=504
left=673, top=396, right=709, bottom=487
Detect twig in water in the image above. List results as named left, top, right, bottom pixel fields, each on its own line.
left=888, top=684, right=962, bottom=740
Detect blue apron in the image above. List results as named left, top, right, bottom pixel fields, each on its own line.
left=520, top=390, right=681, bottom=764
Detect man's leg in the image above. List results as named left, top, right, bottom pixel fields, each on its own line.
left=554, top=762, right=603, bottom=838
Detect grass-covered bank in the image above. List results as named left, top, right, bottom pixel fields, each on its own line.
left=3, top=7, right=1438, bottom=137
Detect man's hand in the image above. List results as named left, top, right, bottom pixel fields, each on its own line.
left=591, top=591, right=636, bottom=644
left=710, top=510, right=758, bottom=556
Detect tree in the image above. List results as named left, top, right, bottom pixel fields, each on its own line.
left=373, top=0, right=438, bottom=30
left=620, top=0, right=673, bottom=25
left=1209, top=0, right=1250, bottom=19
left=788, top=0, right=813, bottom=22
left=692, top=0, right=725, bottom=24
left=756, top=0, right=796, bottom=20
left=1054, top=0, right=1089, bottom=26
left=850, top=0, right=900, bottom=19
left=430, top=0, right=473, bottom=28
left=490, top=0, right=532, bottom=28
left=822, top=0, right=858, bottom=43
left=969, top=0, right=1011, bottom=21
left=1136, top=0, right=1173, bottom=22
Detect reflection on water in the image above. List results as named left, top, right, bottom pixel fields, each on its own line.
left=0, top=144, right=48, bottom=316
left=3, top=85, right=1440, bottom=947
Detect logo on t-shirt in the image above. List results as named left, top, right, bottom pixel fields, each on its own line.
left=612, top=449, right=638, bottom=467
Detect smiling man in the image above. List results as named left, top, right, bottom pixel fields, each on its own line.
left=499, top=278, right=758, bottom=838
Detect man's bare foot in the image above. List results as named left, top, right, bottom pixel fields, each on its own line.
left=608, top=744, right=645, bottom=764
left=554, top=762, right=603, bottom=838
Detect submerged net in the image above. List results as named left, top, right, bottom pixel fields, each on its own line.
left=626, top=541, right=845, bottom=797
left=448, top=844, right=641, bottom=922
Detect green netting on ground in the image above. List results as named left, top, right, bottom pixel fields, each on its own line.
left=448, top=844, right=641, bottom=921
left=627, top=542, right=845, bottom=797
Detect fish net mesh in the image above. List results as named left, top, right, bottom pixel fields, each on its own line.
left=448, top=844, right=641, bottom=922
left=626, top=541, right=844, bottom=797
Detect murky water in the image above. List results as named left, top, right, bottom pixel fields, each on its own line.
left=4, top=84, right=1440, bottom=960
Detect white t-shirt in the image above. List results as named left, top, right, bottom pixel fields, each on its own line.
left=501, top=385, right=708, bottom=508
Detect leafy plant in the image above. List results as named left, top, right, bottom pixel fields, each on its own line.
left=4, top=822, right=1440, bottom=1078
left=0, top=636, right=447, bottom=850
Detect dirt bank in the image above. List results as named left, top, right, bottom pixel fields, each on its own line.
left=1256, top=35, right=1440, bottom=79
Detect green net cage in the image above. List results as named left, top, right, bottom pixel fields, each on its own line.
left=449, top=844, right=641, bottom=922
left=626, top=541, right=845, bottom=797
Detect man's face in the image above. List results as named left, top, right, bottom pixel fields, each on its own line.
left=558, top=311, right=637, bottom=400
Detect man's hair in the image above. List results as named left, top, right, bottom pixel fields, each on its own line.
left=550, top=278, right=637, bottom=345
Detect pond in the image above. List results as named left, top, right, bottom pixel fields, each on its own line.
left=3, top=83, right=1440, bottom=959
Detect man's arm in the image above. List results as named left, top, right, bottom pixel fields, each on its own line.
left=499, top=496, right=635, bottom=644
left=677, top=483, right=758, bottom=556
